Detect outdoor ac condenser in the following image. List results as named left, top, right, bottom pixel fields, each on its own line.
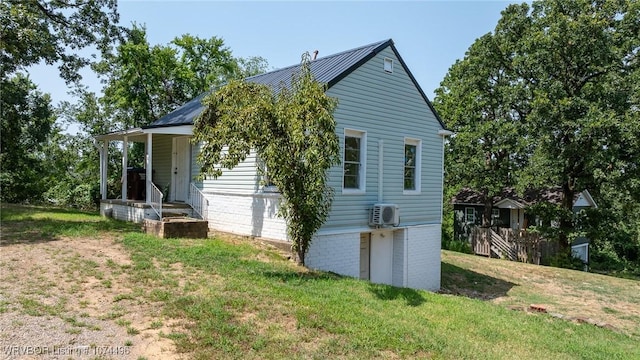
left=370, top=204, right=400, bottom=227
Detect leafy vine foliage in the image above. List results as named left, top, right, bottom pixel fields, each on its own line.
left=194, top=53, right=340, bottom=265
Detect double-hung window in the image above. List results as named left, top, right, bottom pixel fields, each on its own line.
left=403, top=138, right=421, bottom=194
left=343, top=129, right=366, bottom=193
left=465, top=208, right=475, bottom=223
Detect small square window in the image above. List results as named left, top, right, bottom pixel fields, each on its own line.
left=492, top=208, right=500, bottom=219
left=465, top=208, right=475, bottom=223
left=383, top=58, right=393, bottom=73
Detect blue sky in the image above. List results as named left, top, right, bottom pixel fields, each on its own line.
left=29, top=1, right=517, bottom=130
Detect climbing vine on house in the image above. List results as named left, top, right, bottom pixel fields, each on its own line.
left=193, top=53, right=340, bottom=265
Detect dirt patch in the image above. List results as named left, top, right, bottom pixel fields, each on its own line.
left=0, top=235, right=187, bottom=359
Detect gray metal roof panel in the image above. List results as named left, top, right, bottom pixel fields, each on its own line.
left=144, top=39, right=448, bottom=130
left=144, top=92, right=209, bottom=128
left=146, top=40, right=391, bottom=128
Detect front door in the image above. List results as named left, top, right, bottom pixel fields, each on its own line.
left=172, top=137, right=191, bottom=202
left=370, top=230, right=393, bottom=285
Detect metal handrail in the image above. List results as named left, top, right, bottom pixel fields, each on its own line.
left=149, top=182, right=163, bottom=220
left=188, top=182, right=208, bottom=220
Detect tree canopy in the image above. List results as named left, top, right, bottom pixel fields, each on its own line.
left=194, top=54, right=340, bottom=265
left=1, top=0, right=122, bottom=84
left=435, top=0, right=640, bottom=269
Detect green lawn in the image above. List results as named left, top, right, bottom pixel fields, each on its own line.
left=1, top=204, right=639, bottom=359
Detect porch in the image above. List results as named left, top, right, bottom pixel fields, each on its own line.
left=95, top=125, right=209, bottom=224
left=470, top=227, right=557, bottom=265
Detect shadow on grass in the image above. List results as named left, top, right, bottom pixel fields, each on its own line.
left=260, top=269, right=344, bottom=283
left=440, top=261, right=517, bottom=301
left=368, top=283, right=426, bottom=306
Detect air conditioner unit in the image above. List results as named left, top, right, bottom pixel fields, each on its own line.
left=370, top=203, right=400, bottom=226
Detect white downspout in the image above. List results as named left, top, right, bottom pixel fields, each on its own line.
left=378, top=139, right=384, bottom=203
left=121, top=136, right=128, bottom=201
left=438, top=130, right=453, bottom=224
left=146, top=133, right=152, bottom=205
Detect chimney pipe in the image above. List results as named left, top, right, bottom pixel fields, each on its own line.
left=312, top=50, right=318, bottom=60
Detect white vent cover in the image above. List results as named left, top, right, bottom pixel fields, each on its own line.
left=370, top=203, right=399, bottom=226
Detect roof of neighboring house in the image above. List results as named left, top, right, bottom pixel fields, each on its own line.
left=145, top=39, right=445, bottom=129
left=452, top=187, right=595, bottom=208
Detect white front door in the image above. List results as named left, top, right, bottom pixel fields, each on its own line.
left=370, top=230, right=393, bottom=285
left=172, top=137, right=191, bottom=202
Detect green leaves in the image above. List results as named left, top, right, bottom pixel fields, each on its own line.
left=1, top=0, right=123, bottom=84
left=194, top=54, right=339, bottom=265
left=436, top=0, right=639, bottom=251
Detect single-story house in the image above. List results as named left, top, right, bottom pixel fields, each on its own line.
left=95, top=39, right=450, bottom=291
left=452, top=187, right=597, bottom=263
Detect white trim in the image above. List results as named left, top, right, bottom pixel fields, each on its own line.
left=438, top=129, right=454, bottom=136
left=342, top=128, right=367, bottom=194
left=121, top=136, right=128, bottom=200
left=145, top=133, right=153, bottom=205
left=494, top=198, right=526, bottom=209
left=95, top=125, right=193, bottom=141
left=403, top=137, right=421, bottom=195
left=146, top=125, right=193, bottom=135
left=465, top=207, right=475, bottom=223
left=575, top=190, right=598, bottom=208
left=315, top=223, right=441, bottom=237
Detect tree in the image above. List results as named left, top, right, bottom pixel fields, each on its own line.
left=0, top=74, right=55, bottom=203
left=1, top=0, right=122, bottom=84
left=193, top=54, right=340, bottom=265
left=436, top=0, right=640, bottom=256
left=434, top=12, right=531, bottom=227
left=99, top=26, right=262, bottom=131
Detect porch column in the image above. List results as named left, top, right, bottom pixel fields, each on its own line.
left=101, top=139, right=108, bottom=200
left=146, top=133, right=152, bottom=205
left=121, top=135, right=128, bottom=200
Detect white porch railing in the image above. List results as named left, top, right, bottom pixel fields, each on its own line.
left=188, top=183, right=208, bottom=220
left=149, top=182, right=163, bottom=219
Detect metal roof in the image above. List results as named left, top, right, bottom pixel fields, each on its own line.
left=145, top=39, right=446, bottom=129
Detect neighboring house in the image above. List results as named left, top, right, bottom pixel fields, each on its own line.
left=95, top=39, right=450, bottom=291
left=452, top=187, right=597, bottom=263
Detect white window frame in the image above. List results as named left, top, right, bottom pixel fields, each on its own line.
left=465, top=207, right=475, bottom=223
left=403, top=137, right=421, bottom=195
left=343, top=129, right=366, bottom=194
left=257, top=157, right=279, bottom=193
left=383, top=57, right=394, bottom=73
left=492, top=208, right=500, bottom=219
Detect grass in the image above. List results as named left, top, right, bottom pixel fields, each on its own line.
left=118, top=232, right=640, bottom=359
left=2, top=203, right=639, bottom=359
left=441, top=250, right=640, bottom=338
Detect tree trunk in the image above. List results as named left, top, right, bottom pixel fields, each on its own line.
left=558, top=182, right=575, bottom=254
left=482, top=197, right=493, bottom=228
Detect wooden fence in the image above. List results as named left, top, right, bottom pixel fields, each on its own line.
left=470, top=227, right=558, bottom=265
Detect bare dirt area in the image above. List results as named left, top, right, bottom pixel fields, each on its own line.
left=0, top=235, right=186, bottom=360
left=441, top=250, right=640, bottom=338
